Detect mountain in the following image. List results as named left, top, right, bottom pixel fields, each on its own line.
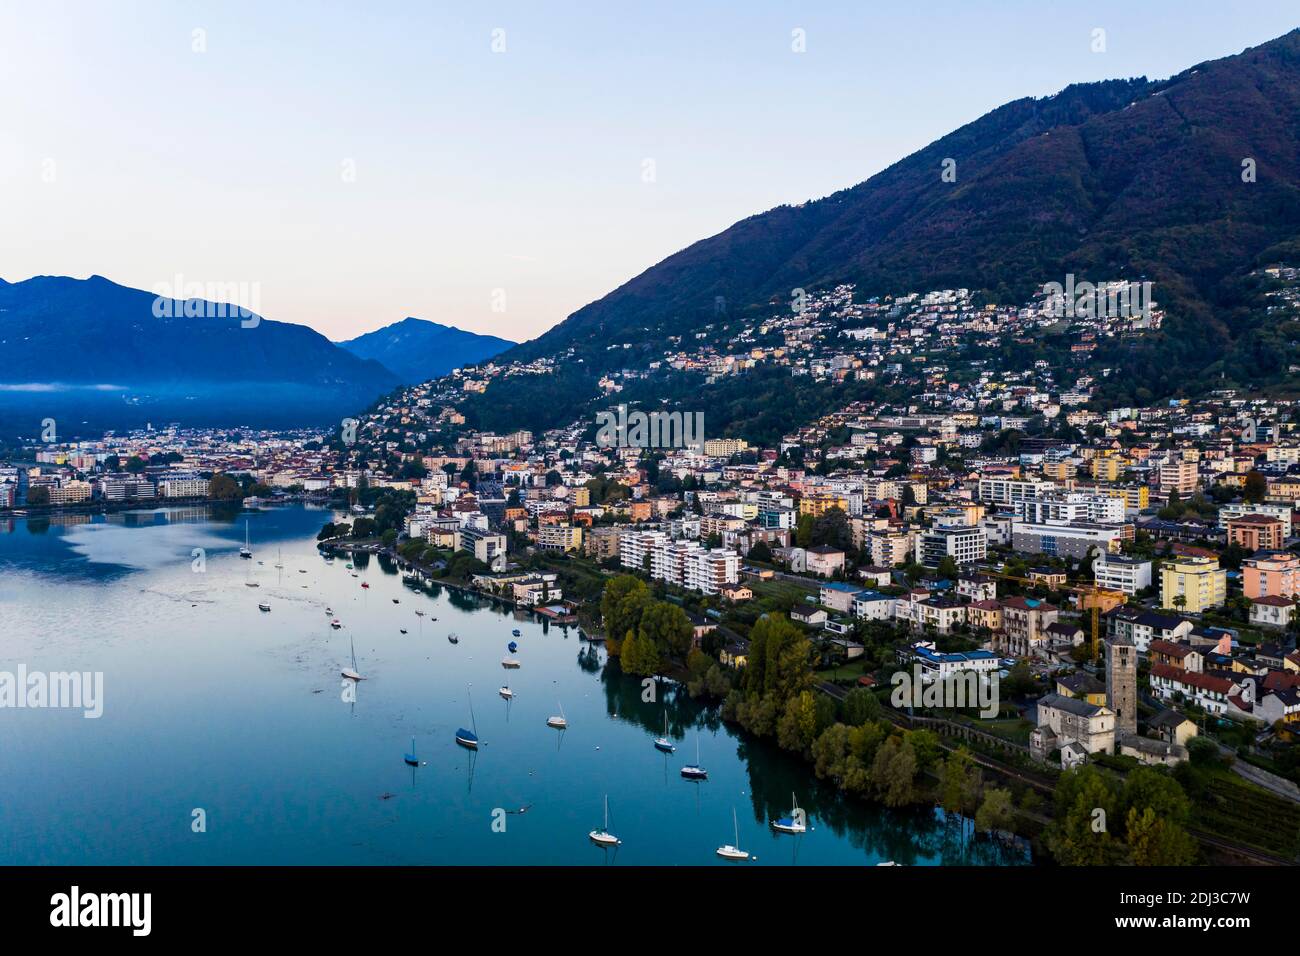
left=0, top=275, right=399, bottom=436
left=338, top=317, right=514, bottom=385
left=485, top=28, right=1300, bottom=428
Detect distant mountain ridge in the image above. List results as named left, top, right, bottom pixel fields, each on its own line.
left=338, top=317, right=514, bottom=385
left=0, top=274, right=399, bottom=435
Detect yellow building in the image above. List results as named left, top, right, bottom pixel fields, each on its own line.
left=1042, top=460, right=1074, bottom=481
left=1090, top=456, right=1124, bottom=482
left=1160, top=556, right=1227, bottom=613
left=799, top=493, right=848, bottom=517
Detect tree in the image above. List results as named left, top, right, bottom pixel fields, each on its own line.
left=974, top=788, right=1016, bottom=836
left=871, top=736, right=918, bottom=807
left=938, top=747, right=981, bottom=839
left=776, top=690, right=821, bottom=756
left=600, top=575, right=650, bottom=647
left=1244, top=469, right=1268, bottom=504
left=637, top=601, right=693, bottom=661
left=748, top=540, right=773, bottom=563
left=208, top=474, right=242, bottom=500
left=842, top=687, right=882, bottom=726
left=25, top=486, right=50, bottom=506
left=1125, top=807, right=1197, bottom=865
left=936, top=555, right=959, bottom=580
left=1045, top=766, right=1122, bottom=865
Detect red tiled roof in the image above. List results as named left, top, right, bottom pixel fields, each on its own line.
left=1151, top=662, right=1233, bottom=695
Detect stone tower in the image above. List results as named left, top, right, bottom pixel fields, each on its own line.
left=1106, top=633, right=1137, bottom=736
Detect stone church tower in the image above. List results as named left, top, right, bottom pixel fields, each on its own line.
left=1106, top=633, right=1137, bottom=736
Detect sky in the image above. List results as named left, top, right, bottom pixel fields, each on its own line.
left=1, top=1, right=1297, bottom=345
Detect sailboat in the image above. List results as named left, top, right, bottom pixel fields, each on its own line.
left=653, top=711, right=675, bottom=752
left=680, top=735, right=708, bottom=779
left=455, top=686, right=479, bottom=749
left=448, top=632, right=459, bottom=644
left=274, top=549, right=284, bottom=570
left=341, top=634, right=364, bottom=681
left=239, top=520, right=252, bottom=559
left=547, top=699, right=567, bottom=729
left=499, top=683, right=514, bottom=700
left=716, top=807, right=750, bottom=861
left=331, top=618, right=342, bottom=629
left=772, top=793, right=807, bottom=834
left=404, top=736, right=419, bottom=766
left=588, top=795, right=620, bottom=846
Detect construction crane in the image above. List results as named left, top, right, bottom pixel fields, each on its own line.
left=981, top=569, right=1125, bottom=663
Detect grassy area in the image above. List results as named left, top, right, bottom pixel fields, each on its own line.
left=746, top=577, right=817, bottom=607
left=817, top=659, right=871, bottom=682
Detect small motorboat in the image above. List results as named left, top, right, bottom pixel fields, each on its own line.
left=512, top=629, right=521, bottom=637
left=258, top=603, right=271, bottom=612
left=361, top=582, right=369, bottom=589
left=415, top=611, right=425, bottom=617
left=331, top=619, right=342, bottom=629
left=399, top=628, right=408, bottom=634
left=499, top=685, right=514, bottom=700
left=245, top=581, right=260, bottom=588
left=502, top=657, right=521, bottom=669
left=508, top=641, right=518, bottom=653
left=448, top=633, right=459, bottom=644
left=392, top=598, right=399, bottom=604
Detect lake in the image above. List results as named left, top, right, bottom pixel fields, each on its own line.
left=0, top=504, right=1028, bottom=865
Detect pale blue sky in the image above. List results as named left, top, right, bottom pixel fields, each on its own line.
left=1, top=1, right=1296, bottom=343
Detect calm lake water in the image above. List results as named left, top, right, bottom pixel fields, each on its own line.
left=0, top=504, right=1028, bottom=865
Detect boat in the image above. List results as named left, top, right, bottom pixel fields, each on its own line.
left=588, top=795, right=620, bottom=846
left=331, top=619, right=342, bottom=629
left=875, top=861, right=900, bottom=866
left=245, top=581, right=260, bottom=588
left=653, top=712, right=675, bottom=753
left=341, top=634, right=364, bottom=681
left=258, top=602, right=271, bottom=612
left=448, top=632, right=460, bottom=644
left=404, top=736, right=419, bottom=766
left=680, top=735, right=708, bottom=779
left=502, top=657, right=521, bottom=669
left=415, top=611, right=425, bottom=617
left=399, top=628, right=407, bottom=634
left=499, top=684, right=514, bottom=700
left=772, top=793, right=807, bottom=834
left=455, top=686, right=479, bottom=749
left=716, top=807, right=750, bottom=861
left=547, top=700, right=567, bottom=729
left=274, top=549, right=284, bottom=570
left=324, top=554, right=335, bottom=563
left=239, top=520, right=252, bottom=559
left=392, top=598, right=399, bottom=604
left=512, top=629, right=521, bottom=637
left=345, top=563, right=353, bottom=570
left=298, top=569, right=308, bottom=574
left=507, top=641, right=518, bottom=653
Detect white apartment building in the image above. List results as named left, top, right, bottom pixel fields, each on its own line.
left=914, top=525, right=987, bottom=567
left=1218, top=502, right=1294, bottom=537
left=619, top=530, right=738, bottom=595
left=1092, top=553, right=1153, bottom=595
left=1016, top=492, right=1124, bottom=525
left=977, top=477, right=1057, bottom=508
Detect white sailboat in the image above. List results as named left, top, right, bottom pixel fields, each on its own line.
left=772, top=792, right=807, bottom=834
left=341, top=634, right=364, bottom=681
left=680, top=735, right=708, bottom=779
left=653, top=711, right=674, bottom=752
left=499, top=683, right=514, bottom=700
left=547, top=699, right=567, bottom=729
left=239, top=520, right=252, bottom=559
left=716, top=807, right=750, bottom=860
left=274, top=548, right=284, bottom=570
left=588, top=795, right=620, bottom=846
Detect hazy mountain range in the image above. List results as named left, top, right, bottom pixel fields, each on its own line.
left=0, top=275, right=509, bottom=437
left=337, top=317, right=513, bottom=385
